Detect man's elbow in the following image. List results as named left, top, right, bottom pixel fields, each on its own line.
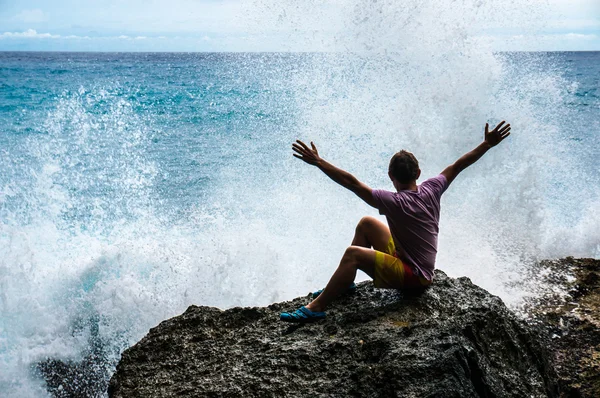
left=441, top=164, right=460, bottom=184
left=348, top=183, right=373, bottom=205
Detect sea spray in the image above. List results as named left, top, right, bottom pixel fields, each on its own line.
left=0, top=4, right=598, bottom=398
left=239, top=0, right=600, bottom=299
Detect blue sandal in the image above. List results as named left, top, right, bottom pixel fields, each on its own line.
left=280, top=306, right=326, bottom=323
left=312, top=282, right=357, bottom=298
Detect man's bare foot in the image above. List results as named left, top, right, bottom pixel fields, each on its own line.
left=305, top=302, right=324, bottom=312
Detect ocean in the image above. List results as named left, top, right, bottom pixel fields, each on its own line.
left=0, top=51, right=598, bottom=396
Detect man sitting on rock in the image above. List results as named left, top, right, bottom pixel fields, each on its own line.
left=280, top=121, right=512, bottom=323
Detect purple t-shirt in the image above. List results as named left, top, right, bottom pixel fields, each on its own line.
left=372, top=174, right=448, bottom=281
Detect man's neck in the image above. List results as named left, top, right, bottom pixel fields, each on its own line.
left=395, top=181, right=418, bottom=192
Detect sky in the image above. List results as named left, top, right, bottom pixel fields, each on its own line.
left=0, top=0, right=598, bottom=52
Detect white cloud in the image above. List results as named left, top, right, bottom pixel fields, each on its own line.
left=0, top=30, right=137, bottom=41
left=0, top=29, right=220, bottom=44
left=64, top=35, right=91, bottom=40
left=0, top=29, right=59, bottom=39
left=563, top=33, right=598, bottom=40
left=12, top=9, right=47, bottom=24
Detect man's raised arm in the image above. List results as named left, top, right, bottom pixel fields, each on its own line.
left=292, top=140, right=377, bottom=208
left=441, top=121, right=511, bottom=185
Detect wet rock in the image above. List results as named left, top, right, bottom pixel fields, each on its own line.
left=524, top=258, right=600, bottom=398
left=108, top=270, right=559, bottom=398
left=35, top=314, right=114, bottom=398
left=36, top=353, right=108, bottom=398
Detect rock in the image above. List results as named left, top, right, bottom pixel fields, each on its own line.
left=108, top=270, right=559, bottom=398
left=35, top=314, right=114, bottom=398
left=524, top=258, right=600, bottom=397
left=36, top=354, right=108, bottom=398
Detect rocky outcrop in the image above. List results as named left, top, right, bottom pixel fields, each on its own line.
left=107, top=270, right=559, bottom=398
left=524, top=258, right=600, bottom=397
left=35, top=314, right=116, bottom=398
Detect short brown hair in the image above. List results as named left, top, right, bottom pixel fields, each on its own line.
left=389, top=150, right=419, bottom=183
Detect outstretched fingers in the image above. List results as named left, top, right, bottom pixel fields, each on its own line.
left=296, top=140, right=311, bottom=151
left=292, top=139, right=321, bottom=165
left=498, top=122, right=511, bottom=143
left=484, top=120, right=512, bottom=146
left=493, top=121, right=506, bottom=132
left=292, top=142, right=315, bottom=158
left=292, top=147, right=312, bottom=164
left=292, top=143, right=307, bottom=155
left=310, top=141, right=319, bottom=155
left=498, top=123, right=511, bottom=134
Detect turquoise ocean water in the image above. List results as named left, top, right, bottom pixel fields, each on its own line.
left=0, top=51, right=598, bottom=395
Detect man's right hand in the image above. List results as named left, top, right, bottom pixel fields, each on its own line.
left=442, top=120, right=512, bottom=185
left=484, top=121, right=511, bottom=147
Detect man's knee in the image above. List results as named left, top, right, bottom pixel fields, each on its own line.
left=356, top=216, right=378, bottom=233
left=342, top=246, right=375, bottom=276
left=342, top=246, right=363, bottom=265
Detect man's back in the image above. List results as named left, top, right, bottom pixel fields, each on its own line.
left=372, top=174, right=448, bottom=280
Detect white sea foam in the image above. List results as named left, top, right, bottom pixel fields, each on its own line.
left=1, top=1, right=599, bottom=397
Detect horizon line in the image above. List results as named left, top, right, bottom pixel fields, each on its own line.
left=1, top=50, right=599, bottom=54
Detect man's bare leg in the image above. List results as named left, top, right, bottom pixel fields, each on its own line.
left=352, top=216, right=392, bottom=251
left=305, top=246, right=377, bottom=312
left=305, top=216, right=391, bottom=313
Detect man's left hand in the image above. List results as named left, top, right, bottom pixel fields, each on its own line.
left=292, top=140, right=322, bottom=166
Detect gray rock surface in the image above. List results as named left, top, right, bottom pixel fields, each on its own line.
left=108, top=270, right=559, bottom=398
left=523, top=258, right=600, bottom=397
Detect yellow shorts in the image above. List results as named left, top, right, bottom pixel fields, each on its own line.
left=373, top=237, right=432, bottom=289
